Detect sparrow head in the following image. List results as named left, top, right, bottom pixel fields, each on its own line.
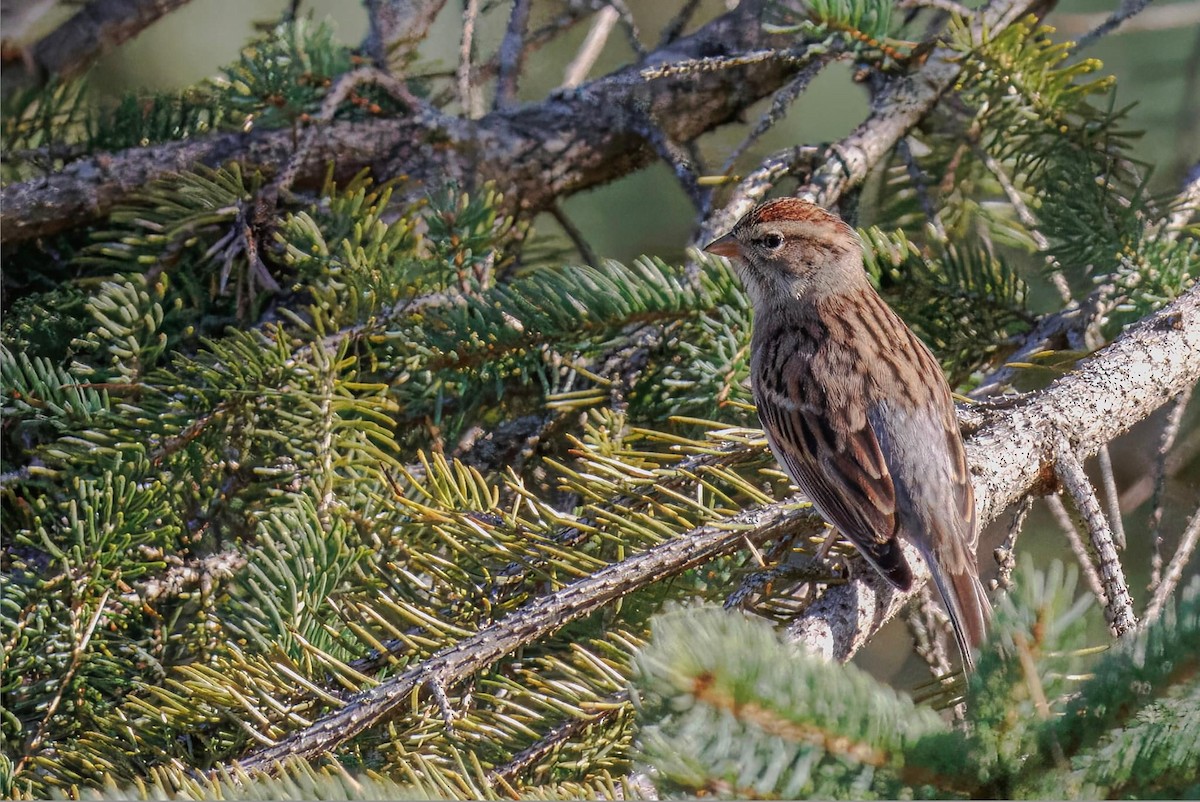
left=704, top=198, right=865, bottom=306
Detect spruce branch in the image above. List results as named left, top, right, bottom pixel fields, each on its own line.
left=225, top=498, right=819, bottom=776
left=13, top=589, right=110, bottom=777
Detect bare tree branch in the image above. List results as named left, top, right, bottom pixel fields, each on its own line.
left=1096, top=444, right=1126, bottom=549
left=993, top=494, right=1033, bottom=590
left=561, top=6, right=620, bottom=89
left=1145, top=504, right=1200, bottom=621
left=1046, top=491, right=1110, bottom=607
left=1054, top=440, right=1138, bottom=636
left=361, top=0, right=448, bottom=70
left=494, top=0, right=533, bottom=110
left=1149, top=385, right=1194, bottom=586
left=1057, top=0, right=1200, bottom=39
left=1066, top=0, right=1200, bottom=50
left=22, top=0, right=194, bottom=82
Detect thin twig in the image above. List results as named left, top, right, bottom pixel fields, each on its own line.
left=1144, top=505, right=1200, bottom=622
left=627, top=108, right=707, bottom=209
left=974, top=144, right=1072, bottom=304
left=1121, top=426, right=1200, bottom=513
left=548, top=203, right=602, bottom=269
left=1073, top=0, right=1161, bottom=51
left=272, top=66, right=420, bottom=202
left=1045, top=493, right=1109, bottom=608
left=1096, top=444, right=1126, bottom=550
left=23, top=0, right=195, bottom=82
left=657, top=0, right=703, bottom=47
left=605, top=0, right=647, bottom=58
left=361, top=0, right=448, bottom=70
left=906, top=586, right=955, bottom=683
left=718, top=53, right=837, bottom=177
left=1056, top=0, right=1200, bottom=38
left=1055, top=441, right=1138, bottom=636
left=561, top=6, right=620, bottom=89
left=898, top=137, right=946, bottom=238
left=994, top=494, right=1033, bottom=591
left=1149, top=385, right=1194, bottom=588
left=14, top=590, right=110, bottom=776
left=487, top=692, right=629, bottom=785
left=494, top=0, right=533, bottom=110
left=433, top=5, right=595, bottom=107
left=458, top=0, right=484, bottom=118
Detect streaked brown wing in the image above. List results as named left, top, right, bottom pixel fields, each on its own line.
left=756, top=385, right=913, bottom=590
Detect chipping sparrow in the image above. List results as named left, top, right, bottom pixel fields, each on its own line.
left=705, top=197, right=991, bottom=670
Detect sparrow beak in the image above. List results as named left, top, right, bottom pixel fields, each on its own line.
left=703, top=233, right=742, bottom=259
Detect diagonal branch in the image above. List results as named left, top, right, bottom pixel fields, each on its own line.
left=228, top=498, right=820, bottom=775
left=22, top=0, right=195, bottom=82
left=1054, top=440, right=1138, bottom=636
left=1145, top=505, right=1200, bottom=622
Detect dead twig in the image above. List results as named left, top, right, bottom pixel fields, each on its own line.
left=1055, top=441, right=1138, bottom=636
left=1144, top=505, right=1200, bottom=622
left=1150, top=385, right=1194, bottom=588
left=1045, top=493, right=1109, bottom=608
left=561, top=6, right=620, bottom=89
left=494, top=0, right=533, bottom=110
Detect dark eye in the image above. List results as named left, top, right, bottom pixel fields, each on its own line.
left=761, top=233, right=784, bottom=250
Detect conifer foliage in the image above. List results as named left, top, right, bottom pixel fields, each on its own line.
left=1, top=0, right=1196, bottom=799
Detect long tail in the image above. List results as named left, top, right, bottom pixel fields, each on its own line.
left=925, top=555, right=992, bottom=673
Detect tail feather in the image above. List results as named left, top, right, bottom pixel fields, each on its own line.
left=926, top=559, right=992, bottom=672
